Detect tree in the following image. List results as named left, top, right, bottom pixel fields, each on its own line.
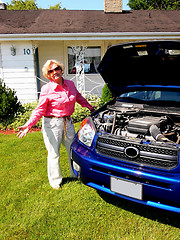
left=49, top=3, right=63, bottom=10
left=101, top=84, right=113, bottom=105
left=7, top=0, right=38, bottom=10
left=128, top=0, right=180, bottom=10
left=6, top=0, right=64, bottom=10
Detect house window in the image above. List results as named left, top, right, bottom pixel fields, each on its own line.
left=68, top=46, right=101, bottom=74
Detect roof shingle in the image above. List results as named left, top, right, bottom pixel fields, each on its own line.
left=0, top=9, right=179, bottom=34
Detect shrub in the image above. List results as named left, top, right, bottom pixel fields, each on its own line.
left=85, top=94, right=102, bottom=106
left=0, top=79, right=23, bottom=129
left=72, top=102, right=91, bottom=123
left=101, top=84, right=113, bottom=105
left=10, top=102, right=42, bottom=130
left=71, top=94, right=102, bottom=123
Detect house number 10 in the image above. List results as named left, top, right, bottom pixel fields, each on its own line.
left=24, top=49, right=31, bottom=55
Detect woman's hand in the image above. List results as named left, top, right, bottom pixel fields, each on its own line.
left=17, top=126, right=30, bottom=138
left=90, top=106, right=97, bottom=113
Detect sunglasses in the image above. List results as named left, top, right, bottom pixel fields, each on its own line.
left=48, top=66, right=62, bottom=74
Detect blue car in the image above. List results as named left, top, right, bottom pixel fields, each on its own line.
left=71, top=40, right=180, bottom=213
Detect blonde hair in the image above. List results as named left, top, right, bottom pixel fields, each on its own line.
left=42, top=59, right=65, bottom=79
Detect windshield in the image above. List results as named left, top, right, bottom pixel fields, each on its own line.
left=119, top=91, right=180, bottom=103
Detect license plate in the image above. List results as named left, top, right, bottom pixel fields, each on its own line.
left=111, top=177, right=143, bottom=200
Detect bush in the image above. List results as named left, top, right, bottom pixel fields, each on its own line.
left=101, top=84, right=113, bottom=105
left=10, top=102, right=42, bottom=130
left=72, top=102, right=91, bottom=123
left=0, top=79, right=23, bottom=129
left=71, top=94, right=101, bottom=123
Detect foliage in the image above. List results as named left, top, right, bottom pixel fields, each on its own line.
left=128, top=0, right=180, bottom=10
left=66, top=95, right=100, bottom=122
left=0, top=79, right=23, bottom=129
left=100, top=84, right=113, bottom=105
left=7, top=0, right=38, bottom=10
left=9, top=102, right=42, bottom=130
left=1, top=130, right=180, bottom=239
left=49, top=3, right=63, bottom=10
left=72, top=102, right=91, bottom=123
left=6, top=0, right=64, bottom=10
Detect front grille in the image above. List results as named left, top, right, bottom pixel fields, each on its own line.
left=96, top=135, right=179, bottom=170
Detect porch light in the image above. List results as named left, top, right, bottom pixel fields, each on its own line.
left=10, top=46, right=16, bottom=56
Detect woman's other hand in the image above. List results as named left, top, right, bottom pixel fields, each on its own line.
left=17, top=126, right=30, bottom=138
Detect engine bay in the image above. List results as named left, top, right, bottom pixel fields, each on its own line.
left=93, top=102, right=180, bottom=145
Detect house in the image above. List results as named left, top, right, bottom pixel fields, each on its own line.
left=0, top=0, right=180, bottom=103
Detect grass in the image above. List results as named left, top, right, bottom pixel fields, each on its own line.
left=1, top=123, right=180, bottom=239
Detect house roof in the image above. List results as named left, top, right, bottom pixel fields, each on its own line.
left=0, top=9, right=180, bottom=35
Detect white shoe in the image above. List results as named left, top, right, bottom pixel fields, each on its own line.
left=50, top=178, right=62, bottom=190
left=52, top=185, right=60, bottom=190
left=50, top=183, right=61, bottom=190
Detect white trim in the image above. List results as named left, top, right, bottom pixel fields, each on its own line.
left=0, top=32, right=180, bottom=41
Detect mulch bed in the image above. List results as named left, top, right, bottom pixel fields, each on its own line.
left=0, top=128, right=41, bottom=135
left=0, top=129, right=18, bottom=135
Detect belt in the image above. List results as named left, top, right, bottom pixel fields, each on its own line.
left=45, top=116, right=71, bottom=121
left=44, top=116, right=55, bottom=118
left=44, top=116, right=71, bottom=139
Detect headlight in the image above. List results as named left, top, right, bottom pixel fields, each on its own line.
left=78, top=117, right=95, bottom=147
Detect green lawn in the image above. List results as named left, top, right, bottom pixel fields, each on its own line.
left=1, top=123, right=180, bottom=239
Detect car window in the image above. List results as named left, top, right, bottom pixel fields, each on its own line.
left=119, top=91, right=180, bottom=102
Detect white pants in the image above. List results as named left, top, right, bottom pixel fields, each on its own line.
left=42, top=117, right=76, bottom=189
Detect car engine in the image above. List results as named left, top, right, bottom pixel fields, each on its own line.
left=93, top=102, right=180, bottom=144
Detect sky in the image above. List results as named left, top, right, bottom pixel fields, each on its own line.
left=5, top=0, right=130, bottom=10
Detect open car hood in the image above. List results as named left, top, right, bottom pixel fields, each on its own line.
left=98, top=40, right=180, bottom=96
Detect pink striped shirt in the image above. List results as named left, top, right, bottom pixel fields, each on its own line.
left=25, top=79, right=94, bottom=129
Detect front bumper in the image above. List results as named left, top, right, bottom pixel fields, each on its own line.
left=71, top=139, right=180, bottom=213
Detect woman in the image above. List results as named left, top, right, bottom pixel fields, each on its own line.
left=17, top=59, right=95, bottom=190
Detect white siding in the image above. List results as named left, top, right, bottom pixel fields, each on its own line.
left=0, top=43, right=3, bottom=79
left=1, top=41, right=38, bottom=103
